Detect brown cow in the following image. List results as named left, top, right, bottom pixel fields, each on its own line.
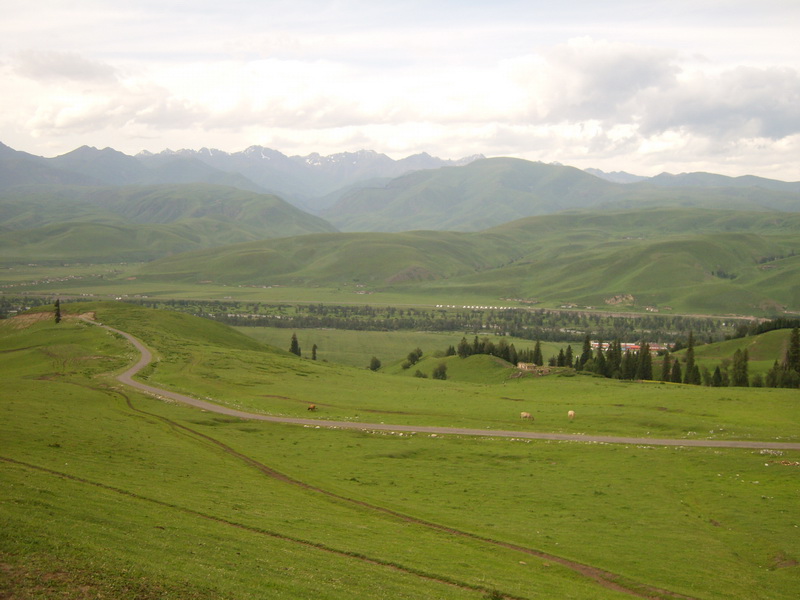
left=307, top=404, right=317, bottom=411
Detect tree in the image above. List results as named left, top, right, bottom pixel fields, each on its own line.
left=532, top=340, right=543, bottom=366
left=660, top=352, right=672, bottom=382
left=731, top=349, right=749, bottom=387
left=683, top=331, right=698, bottom=385
left=311, top=343, right=318, bottom=361
left=431, top=362, right=448, bottom=380
left=711, top=366, right=723, bottom=387
left=635, top=343, right=652, bottom=380
left=578, top=334, right=592, bottom=369
left=457, top=337, right=471, bottom=358
left=54, top=298, right=61, bottom=324
left=785, top=327, right=800, bottom=372
left=406, top=347, right=423, bottom=366
left=670, top=360, right=682, bottom=384
left=564, top=345, right=573, bottom=368
left=289, top=333, right=301, bottom=357
left=369, top=356, right=381, bottom=371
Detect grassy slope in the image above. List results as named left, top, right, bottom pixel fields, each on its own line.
left=321, top=157, right=800, bottom=233
left=135, top=207, right=800, bottom=315
left=2, top=303, right=799, bottom=600
left=0, top=183, right=337, bottom=264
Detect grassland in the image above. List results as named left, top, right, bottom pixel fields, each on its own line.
left=2, top=303, right=799, bottom=599
left=234, top=326, right=565, bottom=369
left=3, top=205, right=798, bottom=316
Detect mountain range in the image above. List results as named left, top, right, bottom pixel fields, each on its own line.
left=1, top=141, right=799, bottom=314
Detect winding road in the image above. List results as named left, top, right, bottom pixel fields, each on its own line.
left=98, top=319, right=800, bottom=450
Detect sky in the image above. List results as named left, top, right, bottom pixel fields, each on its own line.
left=2, top=0, right=799, bottom=179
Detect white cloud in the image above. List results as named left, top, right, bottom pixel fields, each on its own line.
left=1, top=1, right=799, bottom=179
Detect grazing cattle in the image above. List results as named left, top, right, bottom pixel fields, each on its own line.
left=307, top=404, right=317, bottom=411
left=520, top=411, right=532, bottom=420
left=568, top=410, right=575, bottom=421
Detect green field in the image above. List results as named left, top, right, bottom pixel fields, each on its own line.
left=234, top=326, right=564, bottom=369
left=2, top=303, right=799, bottom=599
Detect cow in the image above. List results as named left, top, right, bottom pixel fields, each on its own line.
left=568, top=410, right=575, bottom=421
left=520, top=411, right=533, bottom=420
left=307, top=404, right=317, bottom=411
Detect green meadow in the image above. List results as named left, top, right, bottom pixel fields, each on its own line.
left=2, top=303, right=799, bottom=599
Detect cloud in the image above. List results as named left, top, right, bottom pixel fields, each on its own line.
left=638, top=65, right=800, bottom=140
left=13, top=50, right=118, bottom=83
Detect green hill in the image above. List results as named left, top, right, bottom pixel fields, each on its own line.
left=322, top=157, right=800, bottom=232
left=137, top=207, right=800, bottom=315
left=3, top=302, right=800, bottom=600
left=0, top=183, right=338, bottom=264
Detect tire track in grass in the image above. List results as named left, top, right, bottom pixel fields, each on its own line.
left=90, top=317, right=699, bottom=599
left=0, top=456, right=520, bottom=600
left=114, top=387, right=694, bottom=600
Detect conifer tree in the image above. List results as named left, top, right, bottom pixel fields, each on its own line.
left=670, top=360, right=682, bottom=383
left=786, top=327, right=800, bottom=372
left=289, top=333, right=301, bottom=356
left=660, top=352, right=672, bottom=382
left=532, top=340, right=543, bottom=366
left=311, top=344, right=318, bottom=360
left=54, top=298, right=61, bottom=324
left=564, top=345, right=573, bottom=368
left=731, top=348, right=749, bottom=387
left=683, top=331, right=698, bottom=385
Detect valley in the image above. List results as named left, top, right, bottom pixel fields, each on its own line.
left=2, top=142, right=799, bottom=600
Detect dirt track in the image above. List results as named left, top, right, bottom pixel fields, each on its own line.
left=99, top=319, right=800, bottom=451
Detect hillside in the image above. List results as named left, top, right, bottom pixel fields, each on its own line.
left=2, top=303, right=799, bottom=600
left=136, top=207, right=800, bottom=316
left=322, top=158, right=800, bottom=232
left=0, top=183, right=337, bottom=263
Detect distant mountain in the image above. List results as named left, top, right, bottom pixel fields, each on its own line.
left=320, top=158, right=800, bottom=232
left=0, top=183, right=337, bottom=263
left=645, top=171, right=800, bottom=192
left=140, top=146, right=484, bottom=208
left=584, top=168, right=648, bottom=184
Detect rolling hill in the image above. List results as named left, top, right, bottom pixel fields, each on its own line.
left=136, top=207, right=800, bottom=315
left=0, top=183, right=337, bottom=263
left=321, top=157, right=800, bottom=232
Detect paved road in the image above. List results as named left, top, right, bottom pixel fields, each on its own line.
left=97, top=319, right=800, bottom=450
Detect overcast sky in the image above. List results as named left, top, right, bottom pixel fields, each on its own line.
left=2, top=0, right=799, bottom=179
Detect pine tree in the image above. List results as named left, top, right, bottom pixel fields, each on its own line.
left=712, top=366, right=723, bottom=387
left=731, top=348, right=749, bottom=387
left=311, top=344, right=318, bottom=361
left=532, top=340, right=543, bottom=366
left=660, top=352, right=672, bottom=382
left=289, top=333, right=301, bottom=357
left=579, top=334, right=593, bottom=369
left=564, top=345, right=573, bottom=368
left=786, top=327, right=800, bottom=372
left=635, top=343, right=652, bottom=380
left=457, top=337, right=471, bottom=358
left=670, top=360, right=682, bottom=383
left=54, top=298, right=62, bottom=324
left=683, top=331, right=698, bottom=385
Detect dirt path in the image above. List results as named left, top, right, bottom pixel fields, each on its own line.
left=97, top=319, right=800, bottom=450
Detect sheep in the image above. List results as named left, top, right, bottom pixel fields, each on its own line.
left=568, top=410, right=575, bottom=421
left=520, top=411, right=533, bottom=420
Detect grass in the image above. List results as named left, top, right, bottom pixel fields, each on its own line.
left=234, top=326, right=563, bottom=369
left=2, top=303, right=799, bottom=599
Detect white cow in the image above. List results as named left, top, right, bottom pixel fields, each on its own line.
left=568, top=410, right=575, bottom=421
left=520, top=411, right=533, bottom=420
